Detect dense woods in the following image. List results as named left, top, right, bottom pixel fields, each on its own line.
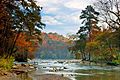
left=70, top=0, right=120, bottom=65
left=0, top=0, right=44, bottom=64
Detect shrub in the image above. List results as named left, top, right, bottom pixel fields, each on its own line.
left=113, top=60, right=120, bottom=64
left=0, top=56, right=14, bottom=70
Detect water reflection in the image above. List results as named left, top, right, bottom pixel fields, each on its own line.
left=75, top=64, right=120, bottom=80
left=75, top=70, right=120, bottom=80
left=29, top=59, right=120, bottom=80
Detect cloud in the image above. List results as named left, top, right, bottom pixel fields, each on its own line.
left=36, top=0, right=59, bottom=11
left=42, top=24, right=80, bottom=36
left=45, top=7, right=59, bottom=13
left=36, top=0, right=94, bottom=36
left=42, top=16, right=63, bottom=25
left=54, top=10, right=81, bottom=26
left=64, top=0, right=91, bottom=9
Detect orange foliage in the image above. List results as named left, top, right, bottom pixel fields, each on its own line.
left=89, top=27, right=101, bottom=42
left=16, top=33, right=38, bottom=58
left=16, top=33, right=31, bottom=48
left=48, top=34, right=60, bottom=41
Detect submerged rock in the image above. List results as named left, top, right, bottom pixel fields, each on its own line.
left=107, top=62, right=119, bottom=66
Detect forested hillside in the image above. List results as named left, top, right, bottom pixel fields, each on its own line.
left=36, top=32, right=74, bottom=59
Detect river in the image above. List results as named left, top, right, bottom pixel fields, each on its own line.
left=26, top=59, right=120, bottom=80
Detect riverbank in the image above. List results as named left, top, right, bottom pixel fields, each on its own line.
left=0, top=63, right=36, bottom=80
left=29, top=74, right=70, bottom=80
left=0, top=62, right=70, bottom=80
left=0, top=69, right=16, bottom=80
left=0, top=59, right=120, bottom=80
left=0, top=70, right=70, bottom=80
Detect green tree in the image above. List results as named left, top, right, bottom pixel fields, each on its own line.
left=9, top=0, right=45, bottom=56
left=77, top=5, right=99, bottom=60
left=0, top=0, right=45, bottom=58
left=78, top=5, right=99, bottom=38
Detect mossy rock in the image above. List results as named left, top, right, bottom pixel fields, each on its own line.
left=107, top=61, right=119, bottom=66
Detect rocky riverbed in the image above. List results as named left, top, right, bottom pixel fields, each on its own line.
left=29, top=59, right=120, bottom=80
left=1, top=59, right=120, bottom=80
left=0, top=61, right=70, bottom=80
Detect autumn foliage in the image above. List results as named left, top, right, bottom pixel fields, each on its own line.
left=0, top=0, right=44, bottom=62
left=15, top=33, right=39, bottom=60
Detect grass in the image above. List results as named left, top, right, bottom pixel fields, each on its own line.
left=0, top=56, right=14, bottom=70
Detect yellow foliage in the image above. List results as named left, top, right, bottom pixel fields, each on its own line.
left=0, top=56, right=14, bottom=70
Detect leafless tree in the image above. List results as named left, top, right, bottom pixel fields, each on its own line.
left=94, top=0, right=120, bottom=30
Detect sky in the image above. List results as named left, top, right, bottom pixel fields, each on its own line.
left=36, top=0, right=95, bottom=36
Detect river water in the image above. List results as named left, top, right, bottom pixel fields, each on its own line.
left=27, top=59, right=120, bottom=80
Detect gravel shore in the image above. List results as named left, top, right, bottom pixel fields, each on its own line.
left=30, top=74, right=70, bottom=80
left=0, top=68, right=70, bottom=80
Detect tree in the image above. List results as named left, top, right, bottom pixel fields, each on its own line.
left=77, top=5, right=99, bottom=60
left=0, top=0, right=15, bottom=57
left=0, top=0, right=45, bottom=58
left=95, top=29, right=119, bottom=61
left=9, top=0, right=45, bottom=56
left=15, top=32, right=39, bottom=61
left=94, top=0, right=120, bottom=49
left=94, top=0, right=120, bottom=30
left=78, top=5, right=99, bottom=39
